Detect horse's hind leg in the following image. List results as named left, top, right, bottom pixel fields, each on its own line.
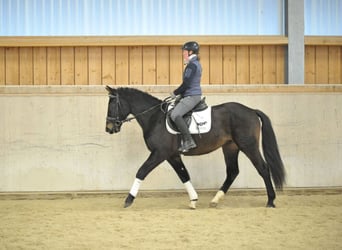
left=242, top=145, right=276, bottom=208
left=210, top=143, right=240, bottom=207
left=167, top=155, right=198, bottom=209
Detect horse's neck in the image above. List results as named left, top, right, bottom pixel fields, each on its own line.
left=119, top=89, right=160, bottom=117
left=123, top=90, right=162, bottom=131
left=127, top=94, right=159, bottom=114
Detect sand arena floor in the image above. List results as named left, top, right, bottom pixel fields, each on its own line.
left=0, top=189, right=341, bottom=250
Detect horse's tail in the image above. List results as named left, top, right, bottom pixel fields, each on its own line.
left=255, top=110, right=286, bottom=190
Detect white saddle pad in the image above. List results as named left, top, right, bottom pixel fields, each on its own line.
left=166, top=106, right=212, bottom=135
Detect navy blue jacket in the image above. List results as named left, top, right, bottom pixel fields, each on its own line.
left=173, top=55, right=202, bottom=97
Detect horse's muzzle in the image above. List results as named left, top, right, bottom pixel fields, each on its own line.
left=106, top=127, right=114, bottom=134
left=106, top=122, right=121, bottom=134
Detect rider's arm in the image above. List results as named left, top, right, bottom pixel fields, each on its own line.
left=173, top=63, right=197, bottom=96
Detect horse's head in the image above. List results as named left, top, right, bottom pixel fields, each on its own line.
left=105, top=86, right=130, bottom=134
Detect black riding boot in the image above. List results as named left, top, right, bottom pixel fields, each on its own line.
left=174, top=117, right=197, bottom=152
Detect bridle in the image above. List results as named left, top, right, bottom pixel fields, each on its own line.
left=106, top=94, right=128, bottom=127
left=106, top=93, right=174, bottom=126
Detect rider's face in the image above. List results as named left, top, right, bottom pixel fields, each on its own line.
left=183, top=50, right=193, bottom=64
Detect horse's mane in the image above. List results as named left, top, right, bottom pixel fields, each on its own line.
left=117, top=87, right=162, bottom=105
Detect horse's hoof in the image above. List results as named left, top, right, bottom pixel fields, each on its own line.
left=189, top=200, right=197, bottom=209
left=124, top=194, right=135, bottom=208
left=209, top=201, right=218, bottom=208
left=210, top=190, right=224, bottom=208
left=124, top=201, right=132, bottom=208
left=266, top=202, right=276, bottom=208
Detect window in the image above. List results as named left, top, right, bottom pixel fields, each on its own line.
left=305, top=0, right=342, bottom=35
left=0, top=0, right=284, bottom=36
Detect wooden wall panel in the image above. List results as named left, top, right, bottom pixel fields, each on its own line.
left=102, top=47, right=115, bottom=85
left=263, top=45, right=277, bottom=84
left=156, top=46, right=170, bottom=85
left=328, top=46, right=341, bottom=84
left=199, top=46, right=209, bottom=84
left=209, top=46, right=223, bottom=84
left=276, top=46, right=285, bottom=84
left=88, top=47, right=101, bottom=85
left=305, top=45, right=342, bottom=84
left=61, top=47, right=74, bottom=85
left=5, top=42, right=342, bottom=86
left=75, top=47, right=88, bottom=85
left=305, top=46, right=316, bottom=84
left=236, top=46, right=249, bottom=84
left=169, top=46, right=182, bottom=84
left=5, top=48, right=19, bottom=85
left=142, top=46, right=156, bottom=84
left=19, top=47, right=33, bottom=85
left=129, top=46, right=142, bottom=85
left=0, top=48, right=4, bottom=85
left=2, top=35, right=342, bottom=86
left=33, top=47, right=46, bottom=85
left=249, top=46, right=263, bottom=84
left=315, top=46, right=329, bottom=84
left=223, top=46, right=236, bottom=84
left=116, top=46, right=129, bottom=85
left=47, top=47, right=60, bottom=85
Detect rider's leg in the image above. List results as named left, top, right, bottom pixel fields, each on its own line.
left=174, top=116, right=196, bottom=152
left=170, top=96, right=201, bottom=152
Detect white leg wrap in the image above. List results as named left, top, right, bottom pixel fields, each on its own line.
left=189, top=200, right=197, bottom=209
left=184, top=181, right=198, bottom=201
left=211, top=190, right=225, bottom=205
left=129, top=178, right=143, bottom=197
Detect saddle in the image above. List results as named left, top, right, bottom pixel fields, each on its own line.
left=166, top=98, right=212, bottom=134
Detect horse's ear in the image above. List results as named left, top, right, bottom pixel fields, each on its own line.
left=105, top=85, right=116, bottom=94
left=105, top=85, right=112, bottom=93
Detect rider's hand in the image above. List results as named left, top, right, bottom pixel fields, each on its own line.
left=170, top=92, right=176, bottom=99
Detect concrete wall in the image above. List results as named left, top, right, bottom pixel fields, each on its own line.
left=1, top=86, right=341, bottom=192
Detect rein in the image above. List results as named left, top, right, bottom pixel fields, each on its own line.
left=107, top=94, right=174, bottom=125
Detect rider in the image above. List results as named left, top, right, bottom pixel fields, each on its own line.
left=170, top=41, right=202, bottom=152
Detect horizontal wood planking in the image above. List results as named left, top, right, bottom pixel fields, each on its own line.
left=0, top=36, right=288, bottom=47
left=2, top=35, right=340, bottom=48
left=305, top=36, right=342, bottom=46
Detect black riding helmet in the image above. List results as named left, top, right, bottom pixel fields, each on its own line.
left=182, top=41, right=200, bottom=54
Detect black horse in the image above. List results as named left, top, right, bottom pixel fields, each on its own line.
left=105, top=86, right=285, bottom=209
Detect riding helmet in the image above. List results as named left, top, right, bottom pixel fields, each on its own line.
left=182, top=41, right=200, bottom=54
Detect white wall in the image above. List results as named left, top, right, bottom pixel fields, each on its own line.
left=1, top=88, right=341, bottom=192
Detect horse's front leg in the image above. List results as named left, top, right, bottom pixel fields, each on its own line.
left=124, top=151, right=165, bottom=208
left=167, top=155, right=198, bottom=209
